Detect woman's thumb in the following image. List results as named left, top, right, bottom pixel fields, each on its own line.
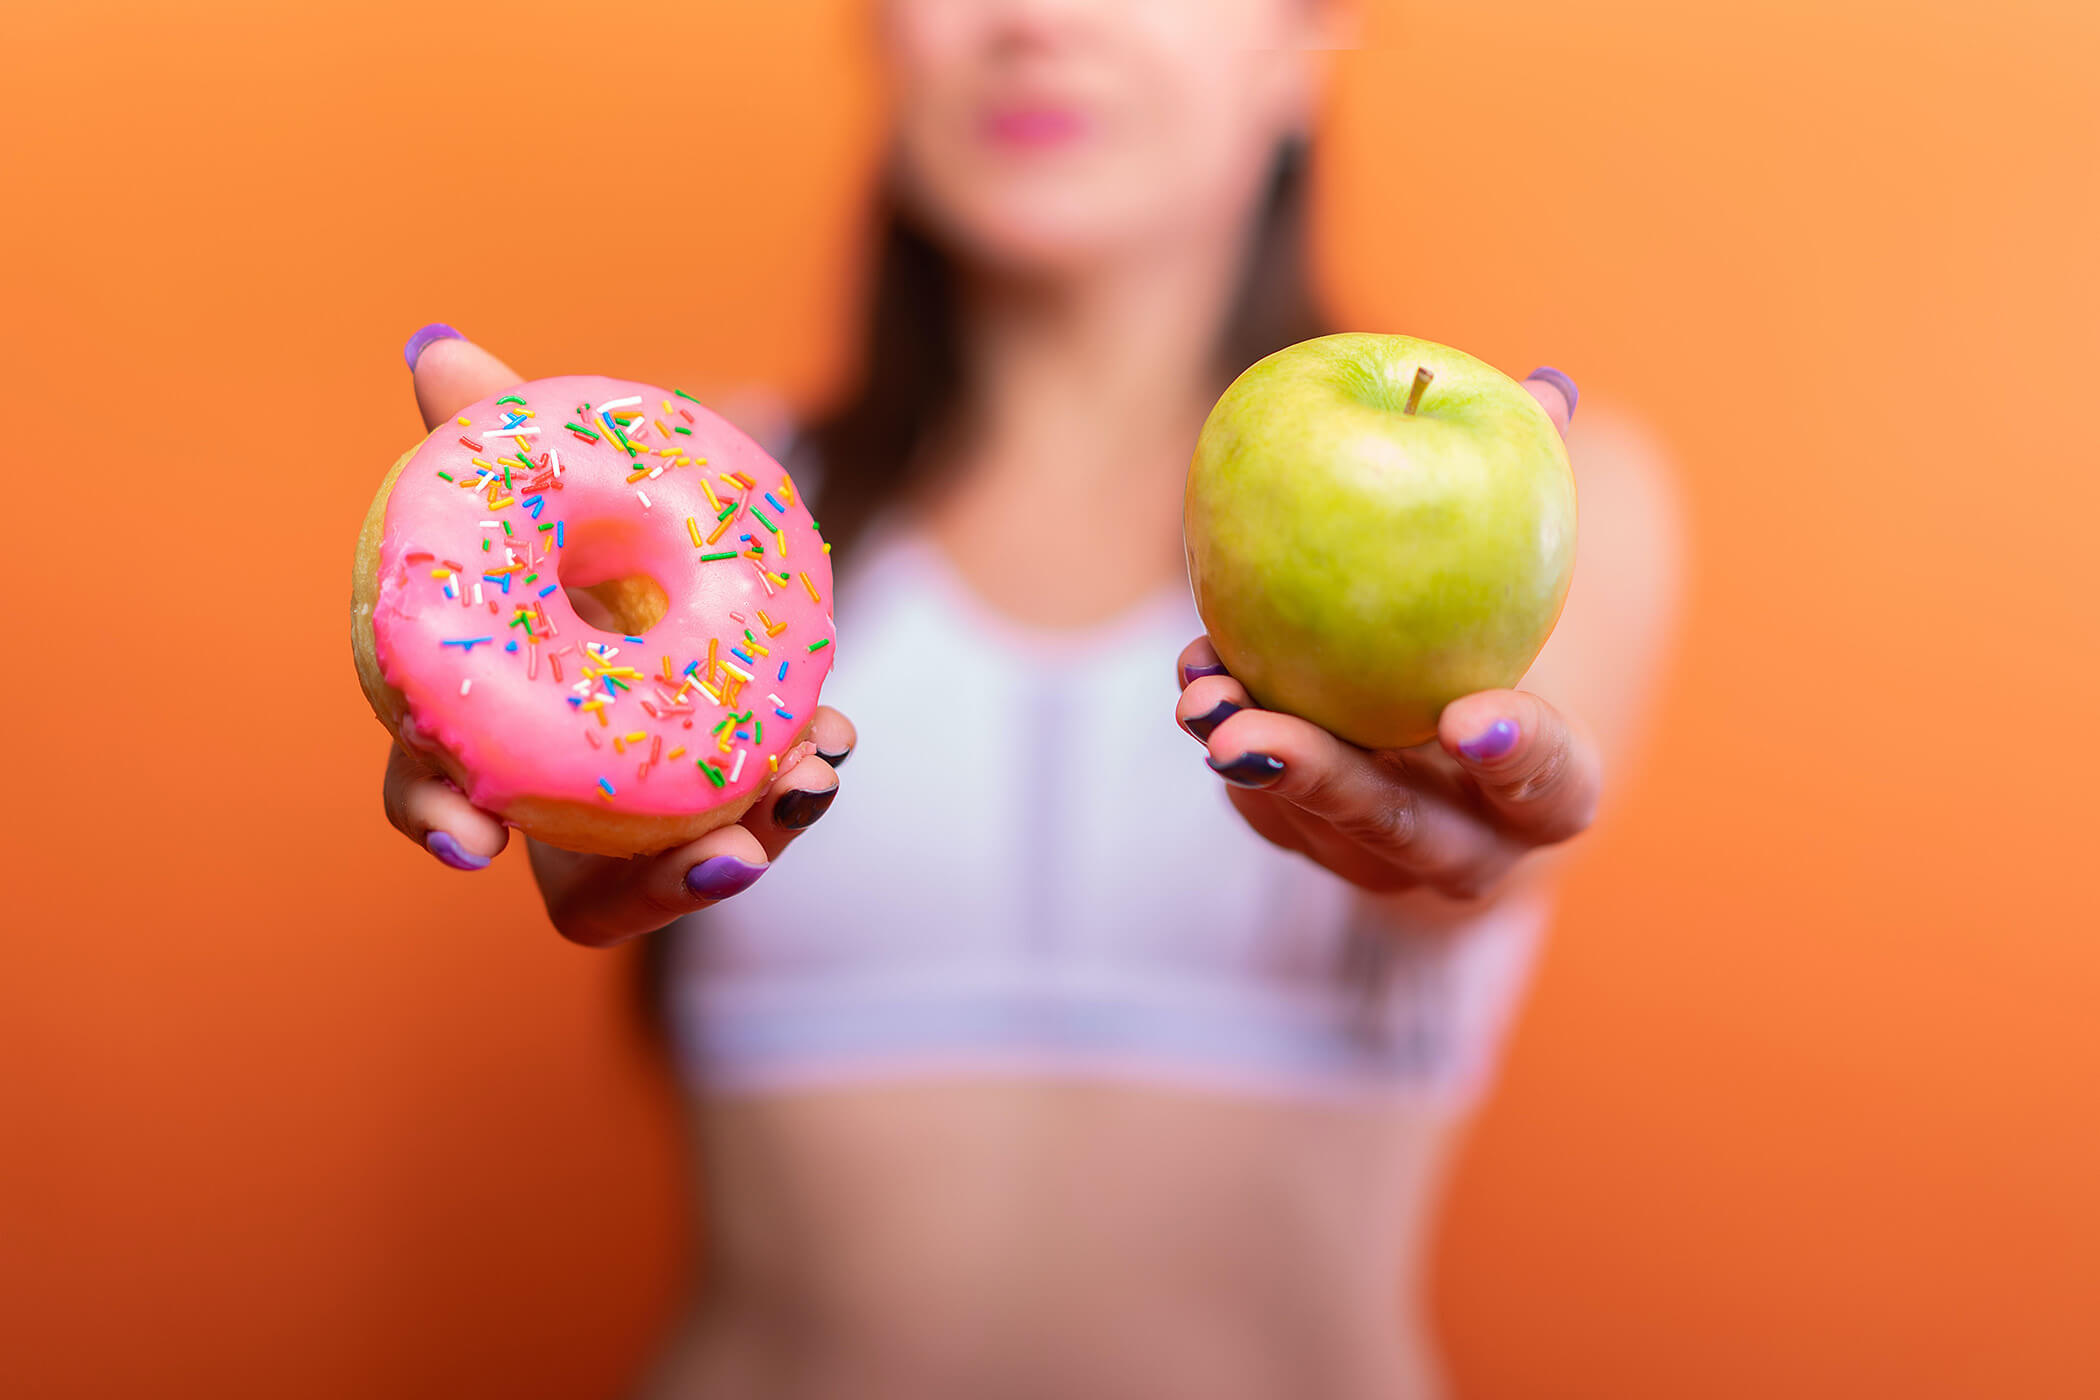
left=403, top=324, right=524, bottom=430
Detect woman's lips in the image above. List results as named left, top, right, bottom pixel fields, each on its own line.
left=981, top=104, right=1089, bottom=150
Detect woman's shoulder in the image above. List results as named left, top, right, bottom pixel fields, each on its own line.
left=1524, top=404, right=1689, bottom=767
left=1565, top=404, right=1687, bottom=615
left=1569, top=403, right=1681, bottom=514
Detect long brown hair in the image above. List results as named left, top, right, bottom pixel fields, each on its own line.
left=797, top=136, right=1331, bottom=562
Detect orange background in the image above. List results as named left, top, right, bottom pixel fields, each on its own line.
left=5, top=2, right=2098, bottom=1395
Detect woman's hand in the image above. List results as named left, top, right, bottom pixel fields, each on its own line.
left=377, top=326, right=855, bottom=946
left=1172, top=369, right=1598, bottom=905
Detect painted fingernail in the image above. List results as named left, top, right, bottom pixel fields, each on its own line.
left=1183, top=700, right=1241, bottom=744
left=1459, top=718, right=1521, bottom=763
left=686, top=855, right=767, bottom=900
left=425, top=829, right=489, bottom=871
left=403, top=322, right=464, bottom=371
left=1526, top=367, right=1579, bottom=419
left=1207, top=752, right=1285, bottom=789
left=816, top=744, right=852, bottom=768
left=1181, top=661, right=1230, bottom=687
left=772, top=784, right=838, bottom=831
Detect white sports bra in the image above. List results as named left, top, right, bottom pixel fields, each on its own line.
left=664, top=528, right=1549, bottom=1102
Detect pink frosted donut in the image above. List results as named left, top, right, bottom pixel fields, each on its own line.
left=352, top=375, right=836, bottom=857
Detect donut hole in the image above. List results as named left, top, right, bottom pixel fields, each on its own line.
left=565, top=574, right=668, bottom=635
left=559, top=525, right=669, bottom=635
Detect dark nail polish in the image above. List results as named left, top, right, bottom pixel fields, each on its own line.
left=817, top=745, right=852, bottom=769
left=404, top=322, right=464, bottom=371
left=1181, top=661, right=1230, bottom=687
left=1207, top=752, right=1285, bottom=789
left=1526, top=366, right=1579, bottom=419
left=772, top=784, right=838, bottom=831
left=686, top=855, right=767, bottom=900
left=426, top=830, right=489, bottom=871
left=1459, top=718, right=1521, bottom=763
left=1183, top=700, right=1242, bottom=744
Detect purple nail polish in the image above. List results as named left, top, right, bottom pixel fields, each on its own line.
left=1207, top=752, right=1285, bottom=789
left=1181, top=661, right=1230, bottom=688
left=686, top=855, right=767, bottom=900
left=426, top=829, right=489, bottom=871
left=1526, top=367, right=1579, bottom=419
left=403, top=322, right=464, bottom=371
left=1183, top=700, right=1241, bottom=743
left=1459, top=718, right=1521, bottom=763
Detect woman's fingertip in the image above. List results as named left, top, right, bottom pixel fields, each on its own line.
left=1526, top=366, right=1579, bottom=420
left=403, top=322, right=464, bottom=371
left=771, top=784, right=839, bottom=831
left=1458, top=717, right=1522, bottom=764
left=1181, top=660, right=1230, bottom=688
left=1182, top=700, right=1242, bottom=744
left=425, top=829, right=490, bottom=871
left=1208, top=752, right=1285, bottom=789
left=685, top=855, right=767, bottom=900
left=816, top=744, right=853, bottom=768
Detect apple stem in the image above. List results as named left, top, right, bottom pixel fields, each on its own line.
left=1402, top=366, right=1433, bottom=415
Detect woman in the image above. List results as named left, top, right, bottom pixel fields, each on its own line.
left=384, top=0, right=1680, bottom=1394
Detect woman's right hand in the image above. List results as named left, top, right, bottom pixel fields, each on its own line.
left=378, top=327, right=855, bottom=947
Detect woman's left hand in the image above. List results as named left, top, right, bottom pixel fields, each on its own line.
left=1171, top=370, right=1599, bottom=903
left=1173, top=644, right=1599, bottom=901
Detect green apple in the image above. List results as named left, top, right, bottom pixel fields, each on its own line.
left=1184, top=332, right=1576, bottom=750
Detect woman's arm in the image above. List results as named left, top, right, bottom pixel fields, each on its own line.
left=1174, top=372, right=1685, bottom=919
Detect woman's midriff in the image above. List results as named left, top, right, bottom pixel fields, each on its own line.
left=641, top=1079, right=1465, bottom=1400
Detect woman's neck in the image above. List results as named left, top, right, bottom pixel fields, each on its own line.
left=918, top=236, right=1246, bottom=629
left=952, top=235, right=1244, bottom=491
